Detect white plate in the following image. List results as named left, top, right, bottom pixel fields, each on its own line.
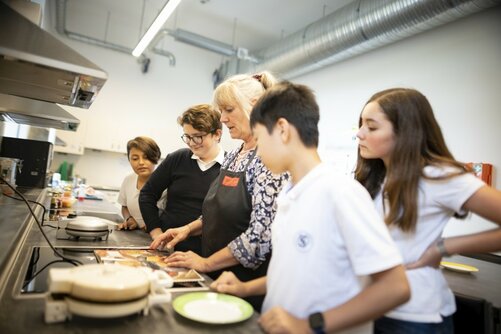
left=173, top=292, right=253, bottom=324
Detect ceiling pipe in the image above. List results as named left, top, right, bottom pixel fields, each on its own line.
left=53, top=0, right=500, bottom=79
left=149, top=28, right=260, bottom=63
left=255, top=0, right=501, bottom=78
left=54, top=0, right=175, bottom=66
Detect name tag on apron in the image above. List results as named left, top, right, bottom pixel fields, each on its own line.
left=222, top=175, right=240, bottom=187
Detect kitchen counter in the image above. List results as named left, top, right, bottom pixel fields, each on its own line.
left=0, top=190, right=262, bottom=333
left=443, top=254, right=501, bottom=308
left=0, top=187, right=46, bottom=287
left=442, top=254, right=501, bottom=333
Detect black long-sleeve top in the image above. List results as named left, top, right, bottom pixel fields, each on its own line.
left=139, top=148, right=221, bottom=253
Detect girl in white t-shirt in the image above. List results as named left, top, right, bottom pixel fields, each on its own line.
left=355, top=88, right=501, bottom=333
left=117, top=136, right=161, bottom=230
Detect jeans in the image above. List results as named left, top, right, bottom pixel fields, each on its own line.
left=374, top=315, right=453, bottom=334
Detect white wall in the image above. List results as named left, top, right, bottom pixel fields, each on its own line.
left=52, top=6, right=501, bottom=238
left=48, top=11, right=240, bottom=188
left=295, top=7, right=501, bottom=237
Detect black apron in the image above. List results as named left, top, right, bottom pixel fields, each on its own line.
left=202, top=148, right=270, bottom=310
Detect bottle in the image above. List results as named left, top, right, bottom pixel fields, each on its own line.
left=51, top=172, right=61, bottom=189
left=77, top=184, right=85, bottom=201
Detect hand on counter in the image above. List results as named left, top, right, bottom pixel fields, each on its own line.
left=162, top=251, right=210, bottom=273
left=149, top=225, right=190, bottom=250
left=210, top=271, right=248, bottom=297
left=117, top=216, right=144, bottom=231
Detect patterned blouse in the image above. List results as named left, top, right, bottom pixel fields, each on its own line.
left=223, top=145, right=289, bottom=269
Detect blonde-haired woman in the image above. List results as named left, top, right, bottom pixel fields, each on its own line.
left=151, top=72, right=289, bottom=310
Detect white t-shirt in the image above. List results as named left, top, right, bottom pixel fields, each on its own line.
left=374, top=166, right=485, bottom=323
left=262, top=163, right=402, bottom=334
left=117, top=173, right=166, bottom=228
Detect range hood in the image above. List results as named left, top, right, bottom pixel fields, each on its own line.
left=0, top=93, right=79, bottom=131
left=0, top=1, right=107, bottom=109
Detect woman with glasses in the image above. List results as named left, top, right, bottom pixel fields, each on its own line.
left=150, top=72, right=289, bottom=310
left=139, top=104, right=223, bottom=254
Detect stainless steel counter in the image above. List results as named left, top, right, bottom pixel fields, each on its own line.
left=0, top=187, right=45, bottom=289
left=0, top=190, right=262, bottom=333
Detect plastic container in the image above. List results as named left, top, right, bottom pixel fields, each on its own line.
left=77, top=184, right=86, bottom=201
left=52, top=172, right=61, bottom=189
left=0, top=157, right=22, bottom=195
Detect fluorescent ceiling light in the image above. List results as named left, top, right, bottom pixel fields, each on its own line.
left=132, top=0, right=182, bottom=57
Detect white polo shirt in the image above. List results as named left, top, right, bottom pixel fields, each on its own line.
left=191, top=146, right=225, bottom=171
left=374, top=166, right=485, bottom=323
left=262, top=163, right=402, bottom=334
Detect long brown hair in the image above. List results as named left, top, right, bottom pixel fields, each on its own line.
left=354, top=88, right=469, bottom=232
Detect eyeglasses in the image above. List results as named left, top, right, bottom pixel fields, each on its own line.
left=180, top=133, right=208, bottom=145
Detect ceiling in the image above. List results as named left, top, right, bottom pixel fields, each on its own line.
left=46, top=0, right=353, bottom=55
left=45, top=0, right=499, bottom=79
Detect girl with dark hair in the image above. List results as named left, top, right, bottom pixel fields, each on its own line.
left=355, top=88, right=501, bottom=333
left=117, top=136, right=161, bottom=231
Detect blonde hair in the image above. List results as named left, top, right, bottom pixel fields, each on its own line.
left=213, top=71, right=277, bottom=117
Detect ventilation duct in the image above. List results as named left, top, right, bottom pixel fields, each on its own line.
left=157, top=28, right=259, bottom=63
left=255, top=0, right=501, bottom=78
left=53, top=0, right=500, bottom=80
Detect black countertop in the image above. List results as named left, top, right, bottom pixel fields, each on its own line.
left=442, top=254, right=501, bottom=309
left=0, top=190, right=262, bottom=333
left=0, top=187, right=45, bottom=286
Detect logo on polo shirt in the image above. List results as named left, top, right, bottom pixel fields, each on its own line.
left=295, top=231, right=313, bottom=252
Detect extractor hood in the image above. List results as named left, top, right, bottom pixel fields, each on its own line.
left=0, top=93, right=79, bottom=131
left=0, top=1, right=107, bottom=109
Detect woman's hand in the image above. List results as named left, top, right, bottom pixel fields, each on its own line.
left=259, top=307, right=310, bottom=334
left=210, top=271, right=247, bottom=297
left=149, top=226, right=190, bottom=250
left=163, top=251, right=210, bottom=272
left=117, top=217, right=139, bottom=230
left=406, top=241, right=442, bottom=270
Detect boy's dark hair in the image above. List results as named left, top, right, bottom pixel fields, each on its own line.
left=250, top=81, right=319, bottom=147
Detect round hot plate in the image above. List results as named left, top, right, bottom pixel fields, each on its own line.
left=46, top=264, right=173, bottom=322
left=65, top=295, right=149, bottom=318
left=65, top=216, right=112, bottom=238
left=50, top=264, right=150, bottom=303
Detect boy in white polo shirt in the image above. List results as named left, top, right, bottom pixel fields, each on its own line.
left=210, top=81, right=410, bottom=334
